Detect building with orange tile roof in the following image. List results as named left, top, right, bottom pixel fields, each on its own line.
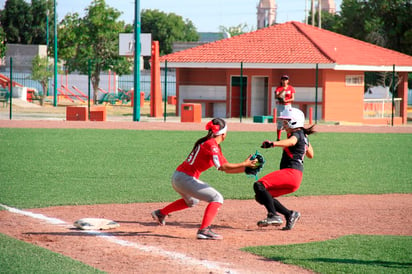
left=159, top=21, right=412, bottom=125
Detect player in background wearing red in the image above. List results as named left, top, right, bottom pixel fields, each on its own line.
left=152, top=118, right=257, bottom=240
left=275, top=75, right=295, bottom=141
left=255, top=108, right=315, bottom=230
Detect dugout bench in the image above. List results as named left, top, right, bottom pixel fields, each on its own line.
left=253, top=115, right=273, bottom=123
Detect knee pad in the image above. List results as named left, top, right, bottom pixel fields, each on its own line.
left=211, top=192, right=224, bottom=204
left=186, top=198, right=199, bottom=207
left=253, top=182, right=268, bottom=205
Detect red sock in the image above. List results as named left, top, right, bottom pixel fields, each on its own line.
left=160, top=199, right=189, bottom=215
left=277, top=129, right=281, bottom=140
left=199, top=202, right=222, bottom=229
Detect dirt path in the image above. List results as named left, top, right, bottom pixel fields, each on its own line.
left=1, top=119, right=412, bottom=133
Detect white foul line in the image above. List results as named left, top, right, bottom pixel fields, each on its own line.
left=0, top=204, right=67, bottom=225
left=0, top=204, right=236, bottom=273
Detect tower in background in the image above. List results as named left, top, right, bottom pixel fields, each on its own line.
left=257, top=0, right=277, bottom=29
left=320, top=0, right=336, bottom=13
left=306, top=0, right=337, bottom=26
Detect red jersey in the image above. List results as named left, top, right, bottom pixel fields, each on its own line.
left=275, top=85, right=295, bottom=105
left=176, top=138, right=228, bottom=179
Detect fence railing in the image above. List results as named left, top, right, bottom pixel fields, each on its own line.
left=363, top=98, right=402, bottom=118
left=0, top=70, right=177, bottom=101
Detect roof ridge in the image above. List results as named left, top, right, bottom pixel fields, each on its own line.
left=292, top=22, right=336, bottom=63
left=293, top=21, right=412, bottom=61
left=327, top=27, right=412, bottom=59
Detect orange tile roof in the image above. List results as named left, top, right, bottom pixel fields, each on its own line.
left=159, top=21, right=412, bottom=70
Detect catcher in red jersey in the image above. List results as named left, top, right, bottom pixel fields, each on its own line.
left=255, top=108, right=315, bottom=230
left=152, top=118, right=257, bottom=240
left=275, top=75, right=295, bottom=141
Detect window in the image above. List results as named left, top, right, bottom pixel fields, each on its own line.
left=345, top=75, right=364, bottom=86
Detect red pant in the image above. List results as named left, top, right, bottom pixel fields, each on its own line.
left=258, top=168, right=303, bottom=197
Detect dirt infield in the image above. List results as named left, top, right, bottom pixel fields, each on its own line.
left=1, top=119, right=411, bottom=273
left=1, top=119, right=412, bottom=133
left=1, top=195, right=411, bottom=273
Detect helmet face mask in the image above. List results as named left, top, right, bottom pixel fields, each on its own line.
left=279, top=108, right=305, bottom=129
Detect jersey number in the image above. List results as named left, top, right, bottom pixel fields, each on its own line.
left=186, top=145, right=200, bottom=165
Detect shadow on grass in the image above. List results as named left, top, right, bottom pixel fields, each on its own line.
left=265, top=256, right=412, bottom=270
left=309, top=257, right=412, bottom=269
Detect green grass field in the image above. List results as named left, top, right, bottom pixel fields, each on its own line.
left=243, top=235, right=412, bottom=273
left=0, top=128, right=411, bottom=273
left=1, top=129, right=411, bottom=208
left=0, top=233, right=103, bottom=273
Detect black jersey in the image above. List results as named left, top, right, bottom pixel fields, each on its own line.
left=279, top=129, right=309, bottom=172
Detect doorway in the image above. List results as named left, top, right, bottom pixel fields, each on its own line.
left=251, top=76, right=269, bottom=116
left=230, top=76, right=247, bottom=117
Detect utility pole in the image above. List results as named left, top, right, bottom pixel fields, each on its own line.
left=53, top=0, right=58, bottom=107
left=305, top=0, right=308, bottom=24
left=311, top=0, right=315, bottom=26
left=46, top=10, right=49, bottom=96
left=318, top=0, right=322, bottom=28
left=133, top=0, right=141, bottom=121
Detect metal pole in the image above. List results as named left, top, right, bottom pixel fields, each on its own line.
left=46, top=11, right=50, bottom=96
left=88, top=60, right=92, bottom=120
left=240, top=62, right=243, bottom=123
left=318, top=0, right=321, bottom=28
left=315, top=63, right=318, bottom=123
left=9, top=57, right=12, bottom=120
left=305, top=0, right=308, bottom=24
left=133, top=0, right=141, bottom=121
left=53, top=0, right=58, bottom=107
left=391, top=64, right=395, bottom=126
left=311, top=0, right=315, bottom=26
left=163, top=60, right=168, bottom=122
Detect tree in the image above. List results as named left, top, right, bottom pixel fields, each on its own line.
left=0, top=27, right=6, bottom=58
left=0, top=0, right=53, bottom=45
left=0, top=0, right=32, bottom=43
left=141, top=9, right=199, bottom=55
left=336, top=0, right=412, bottom=55
left=30, top=0, right=53, bottom=45
left=219, top=23, right=253, bottom=37
left=31, top=55, right=52, bottom=106
left=57, top=13, right=82, bottom=61
left=308, top=11, right=340, bottom=32
left=58, top=0, right=131, bottom=104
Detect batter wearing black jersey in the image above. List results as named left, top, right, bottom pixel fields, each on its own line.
left=255, top=108, right=315, bottom=230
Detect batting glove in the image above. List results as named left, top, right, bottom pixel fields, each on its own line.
left=261, top=140, right=274, bottom=149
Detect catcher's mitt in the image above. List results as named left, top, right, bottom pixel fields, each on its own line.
left=277, top=90, right=286, bottom=104
left=245, top=151, right=265, bottom=180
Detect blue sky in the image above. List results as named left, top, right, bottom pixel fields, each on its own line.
left=1, top=0, right=342, bottom=32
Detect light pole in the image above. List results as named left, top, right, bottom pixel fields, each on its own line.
left=133, top=0, right=141, bottom=121
left=53, top=0, right=58, bottom=107
left=46, top=9, right=49, bottom=96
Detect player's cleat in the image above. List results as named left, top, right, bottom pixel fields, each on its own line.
left=282, top=211, right=301, bottom=230
left=151, top=210, right=166, bottom=226
left=196, top=226, right=223, bottom=240
left=257, top=214, right=283, bottom=227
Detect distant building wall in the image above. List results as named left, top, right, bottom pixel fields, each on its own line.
left=5, top=44, right=47, bottom=72
left=172, top=42, right=207, bottom=53
left=320, top=0, right=336, bottom=13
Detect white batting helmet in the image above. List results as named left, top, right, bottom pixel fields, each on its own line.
left=278, top=108, right=305, bottom=129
